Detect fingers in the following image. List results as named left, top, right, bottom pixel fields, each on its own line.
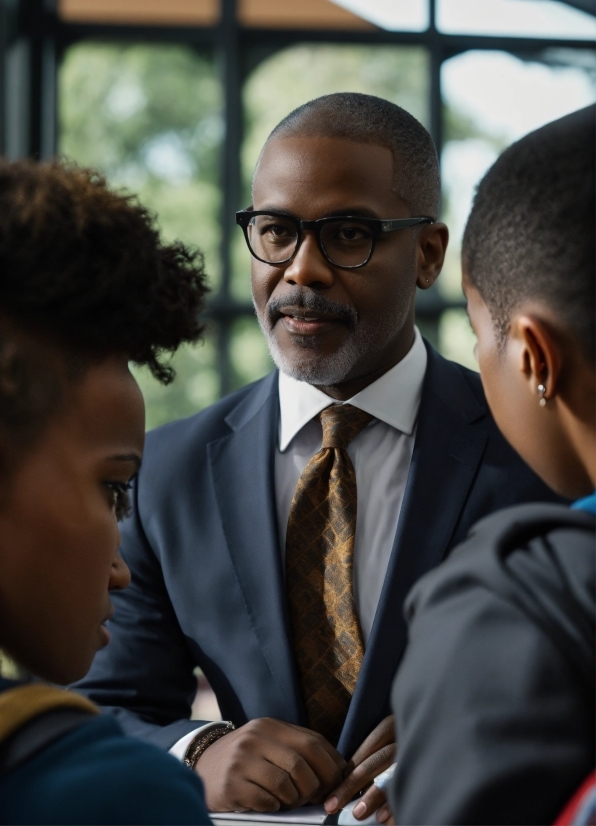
left=376, top=803, right=394, bottom=824
left=349, top=715, right=395, bottom=767
left=284, top=721, right=347, bottom=777
left=324, top=743, right=395, bottom=813
left=351, top=785, right=387, bottom=821
left=196, top=717, right=345, bottom=812
left=276, top=721, right=346, bottom=794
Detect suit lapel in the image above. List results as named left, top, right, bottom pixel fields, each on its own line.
left=338, top=347, right=489, bottom=757
left=208, top=373, right=304, bottom=725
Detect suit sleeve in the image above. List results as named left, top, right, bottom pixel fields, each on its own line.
left=73, top=483, right=209, bottom=750
left=388, top=571, right=594, bottom=825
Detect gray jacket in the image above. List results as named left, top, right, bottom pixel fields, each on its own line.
left=389, top=503, right=595, bottom=825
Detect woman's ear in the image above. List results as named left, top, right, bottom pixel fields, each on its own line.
left=512, top=314, right=562, bottom=402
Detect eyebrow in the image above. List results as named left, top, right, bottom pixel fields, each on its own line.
left=255, top=206, right=382, bottom=220
left=107, top=453, right=142, bottom=471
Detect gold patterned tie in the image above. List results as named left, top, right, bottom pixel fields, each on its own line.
left=286, top=404, right=373, bottom=745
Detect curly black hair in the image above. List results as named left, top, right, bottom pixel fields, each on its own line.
left=0, top=158, right=208, bottom=381
left=0, top=158, right=209, bottom=454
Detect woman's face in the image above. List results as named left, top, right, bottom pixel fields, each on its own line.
left=0, top=355, right=144, bottom=684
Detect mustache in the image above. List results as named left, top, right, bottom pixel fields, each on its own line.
left=265, top=289, right=357, bottom=330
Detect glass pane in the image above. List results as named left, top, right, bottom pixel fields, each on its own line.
left=438, top=0, right=596, bottom=40
left=333, top=0, right=429, bottom=31
left=130, top=328, right=219, bottom=431
left=59, top=43, right=223, bottom=428
left=439, top=48, right=596, bottom=365
left=235, top=44, right=429, bottom=299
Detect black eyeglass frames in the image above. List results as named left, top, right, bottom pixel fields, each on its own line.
left=235, top=209, right=434, bottom=270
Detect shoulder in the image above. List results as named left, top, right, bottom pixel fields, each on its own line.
left=409, top=503, right=595, bottom=610
left=145, top=371, right=278, bottom=455
left=422, top=344, right=565, bottom=500
left=391, top=503, right=596, bottom=826
left=133, top=372, right=278, bottom=496
left=422, top=341, right=486, bottom=411
left=406, top=503, right=595, bottom=676
left=0, top=715, right=210, bottom=825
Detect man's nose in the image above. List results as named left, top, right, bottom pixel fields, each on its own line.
left=283, top=231, right=334, bottom=288
left=109, top=551, right=131, bottom=592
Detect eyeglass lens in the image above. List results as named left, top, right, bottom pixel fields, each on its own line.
left=246, top=214, right=375, bottom=267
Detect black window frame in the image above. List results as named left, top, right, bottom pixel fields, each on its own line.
left=1, top=0, right=593, bottom=396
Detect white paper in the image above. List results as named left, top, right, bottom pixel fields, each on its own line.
left=211, top=805, right=328, bottom=824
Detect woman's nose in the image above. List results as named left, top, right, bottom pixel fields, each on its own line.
left=109, top=552, right=131, bottom=592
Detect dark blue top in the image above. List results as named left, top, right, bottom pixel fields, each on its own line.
left=0, top=681, right=211, bottom=825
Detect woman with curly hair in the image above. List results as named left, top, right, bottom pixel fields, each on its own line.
left=0, top=159, right=211, bottom=824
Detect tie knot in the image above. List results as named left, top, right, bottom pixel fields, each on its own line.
left=319, top=404, right=373, bottom=450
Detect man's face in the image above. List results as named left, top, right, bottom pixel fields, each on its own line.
left=251, top=136, right=429, bottom=388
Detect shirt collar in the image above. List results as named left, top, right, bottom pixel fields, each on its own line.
left=278, top=327, right=428, bottom=451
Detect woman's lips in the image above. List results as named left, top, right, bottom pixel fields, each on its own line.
left=98, top=624, right=111, bottom=647
left=280, top=314, right=341, bottom=335
left=98, top=606, right=114, bottom=647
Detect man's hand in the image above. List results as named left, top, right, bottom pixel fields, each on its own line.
left=196, top=717, right=346, bottom=813
left=324, top=715, right=396, bottom=822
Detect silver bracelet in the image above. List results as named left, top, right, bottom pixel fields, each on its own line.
left=183, top=721, right=236, bottom=769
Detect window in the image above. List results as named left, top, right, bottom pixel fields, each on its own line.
left=44, top=1, right=596, bottom=427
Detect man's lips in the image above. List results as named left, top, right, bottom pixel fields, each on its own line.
left=277, top=309, right=344, bottom=334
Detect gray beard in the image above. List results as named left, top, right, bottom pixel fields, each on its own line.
left=253, top=290, right=407, bottom=387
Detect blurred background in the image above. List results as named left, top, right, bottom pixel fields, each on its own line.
left=1, top=0, right=594, bottom=429
left=1, top=0, right=594, bottom=719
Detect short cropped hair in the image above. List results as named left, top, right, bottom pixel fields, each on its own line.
left=463, top=105, right=595, bottom=363
left=0, top=159, right=208, bottom=453
left=258, top=92, right=440, bottom=219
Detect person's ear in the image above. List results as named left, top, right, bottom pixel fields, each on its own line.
left=512, top=314, right=562, bottom=403
left=416, top=222, right=449, bottom=290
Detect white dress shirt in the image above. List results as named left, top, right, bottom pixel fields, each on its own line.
left=170, top=328, right=427, bottom=760
left=276, top=326, right=427, bottom=643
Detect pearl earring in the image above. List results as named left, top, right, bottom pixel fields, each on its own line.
left=538, top=384, right=547, bottom=407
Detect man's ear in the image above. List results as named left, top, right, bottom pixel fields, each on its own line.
left=512, top=314, right=562, bottom=401
left=416, top=222, right=449, bottom=290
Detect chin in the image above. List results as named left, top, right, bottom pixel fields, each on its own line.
left=268, top=336, right=361, bottom=386
left=36, top=645, right=96, bottom=686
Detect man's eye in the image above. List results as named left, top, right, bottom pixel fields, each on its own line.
left=105, top=482, right=133, bottom=521
left=336, top=224, right=370, bottom=242
left=264, top=223, right=294, bottom=237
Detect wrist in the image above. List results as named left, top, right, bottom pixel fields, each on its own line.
left=183, top=720, right=235, bottom=770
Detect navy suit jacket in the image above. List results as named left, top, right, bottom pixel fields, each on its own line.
left=77, top=344, right=562, bottom=757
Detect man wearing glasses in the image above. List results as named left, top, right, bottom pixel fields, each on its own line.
left=77, top=93, right=559, bottom=817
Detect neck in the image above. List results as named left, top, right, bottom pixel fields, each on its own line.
left=558, top=360, right=596, bottom=491
left=571, top=418, right=596, bottom=490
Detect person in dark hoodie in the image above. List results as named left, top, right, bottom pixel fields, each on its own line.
left=0, top=159, right=211, bottom=825
left=376, top=106, right=595, bottom=825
